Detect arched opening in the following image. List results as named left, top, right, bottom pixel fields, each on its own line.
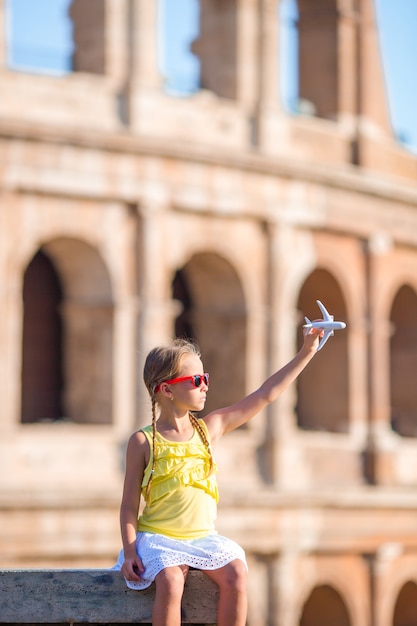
left=280, top=0, right=299, bottom=113
left=300, top=584, right=351, bottom=626
left=393, top=581, right=417, bottom=626
left=6, top=0, right=74, bottom=74
left=390, top=285, right=417, bottom=437
left=172, top=268, right=195, bottom=341
left=159, top=0, right=201, bottom=95
left=21, top=238, right=114, bottom=425
left=21, top=250, right=64, bottom=423
left=280, top=0, right=339, bottom=120
left=296, top=269, right=349, bottom=432
left=172, top=252, right=246, bottom=414
left=6, top=0, right=108, bottom=76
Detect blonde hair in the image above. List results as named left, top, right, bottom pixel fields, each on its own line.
left=143, top=338, right=214, bottom=496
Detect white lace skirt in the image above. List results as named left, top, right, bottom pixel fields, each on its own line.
left=112, top=531, right=247, bottom=590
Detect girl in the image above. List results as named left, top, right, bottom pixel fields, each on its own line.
left=115, top=326, right=322, bottom=626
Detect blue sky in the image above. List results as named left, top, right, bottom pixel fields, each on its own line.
left=375, top=0, right=417, bottom=150
left=5, top=0, right=417, bottom=154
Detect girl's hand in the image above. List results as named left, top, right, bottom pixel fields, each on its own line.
left=122, top=556, right=145, bottom=581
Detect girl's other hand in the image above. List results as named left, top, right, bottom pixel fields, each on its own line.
left=122, top=556, right=145, bottom=581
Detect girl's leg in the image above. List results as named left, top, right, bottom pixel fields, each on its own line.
left=152, top=565, right=189, bottom=626
left=203, top=559, right=248, bottom=626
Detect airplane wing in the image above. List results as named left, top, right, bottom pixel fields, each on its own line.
left=316, top=300, right=333, bottom=322
left=317, top=329, right=334, bottom=351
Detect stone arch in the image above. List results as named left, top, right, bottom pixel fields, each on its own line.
left=297, top=0, right=339, bottom=120
left=393, top=581, right=417, bottom=626
left=390, top=284, right=417, bottom=437
left=21, top=237, right=114, bottom=424
left=296, top=268, right=349, bottom=432
left=172, top=252, right=246, bottom=414
left=299, top=584, right=352, bottom=626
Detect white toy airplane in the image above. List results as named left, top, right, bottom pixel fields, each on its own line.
left=303, top=300, right=346, bottom=351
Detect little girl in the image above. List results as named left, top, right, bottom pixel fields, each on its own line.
left=114, top=326, right=322, bottom=626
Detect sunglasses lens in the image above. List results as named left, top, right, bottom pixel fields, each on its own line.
left=192, top=374, right=209, bottom=387
left=191, top=374, right=209, bottom=387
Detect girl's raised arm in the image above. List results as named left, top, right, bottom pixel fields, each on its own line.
left=204, top=327, right=322, bottom=442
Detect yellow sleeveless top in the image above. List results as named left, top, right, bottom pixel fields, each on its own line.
left=138, top=420, right=219, bottom=539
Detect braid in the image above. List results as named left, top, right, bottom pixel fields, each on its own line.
left=189, top=412, right=214, bottom=476
left=146, top=396, right=158, bottom=498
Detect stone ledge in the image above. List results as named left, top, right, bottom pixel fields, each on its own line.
left=0, top=569, right=218, bottom=625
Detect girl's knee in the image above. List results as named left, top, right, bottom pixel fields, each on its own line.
left=218, top=560, right=248, bottom=593
left=230, top=560, right=248, bottom=590
left=155, top=565, right=188, bottom=599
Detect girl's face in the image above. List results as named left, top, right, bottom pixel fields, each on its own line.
left=168, top=354, right=208, bottom=412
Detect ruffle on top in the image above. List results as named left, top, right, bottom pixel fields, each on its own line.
left=140, top=423, right=219, bottom=505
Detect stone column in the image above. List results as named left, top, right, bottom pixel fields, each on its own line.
left=0, top=191, right=23, bottom=433
left=236, top=0, right=259, bottom=107
left=236, top=0, right=280, bottom=144
left=129, top=0, right=161, bottom=89
left=192, top=0, right=238, bottom=99
left=259, top=0, right=280, bottom=108
left=366, top=233, right=393, bottom=484
left=136, top=201, right=174, bottom=427
left=337, top=0, right=393, bottom=163
left=337, top=1, right=360, bottom=124
left=237, top=0, right=282, bottom=146
left=70, top=0, right=107, bottom=74
left=105, top=0, right=129, bottom=84
left=126, top=0, right=162, bottom=130
left=260, top=219, right=283, bottom=484
left=357, top=0, right=392, bottom=136
left=257, top=0, right=283, bottom=151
